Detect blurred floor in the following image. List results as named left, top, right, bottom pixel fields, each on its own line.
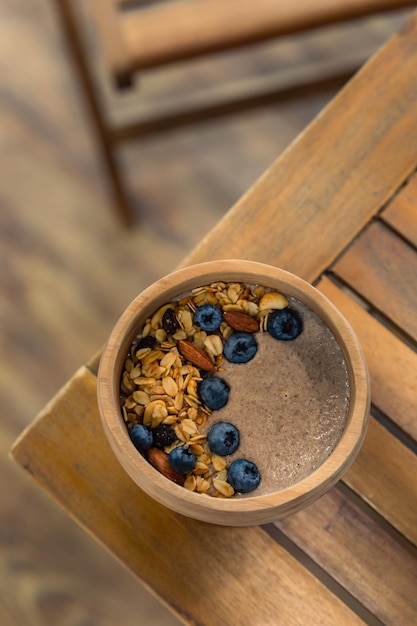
left=0, top=1, right=410, bottom=625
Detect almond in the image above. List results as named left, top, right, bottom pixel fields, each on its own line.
left=178, top=340, right=216, bottom=373
left=223, top=310, right=259, bottom=332
left=147, top=447, right=185, bottom=486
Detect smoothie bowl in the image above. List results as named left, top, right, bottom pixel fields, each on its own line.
left=98, top=260, right=370, bottom=526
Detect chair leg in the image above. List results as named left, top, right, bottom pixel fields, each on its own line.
left=51, top=0, right=134, bottom=226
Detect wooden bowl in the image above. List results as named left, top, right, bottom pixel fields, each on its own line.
left=98, top=260, right=370, bottom=526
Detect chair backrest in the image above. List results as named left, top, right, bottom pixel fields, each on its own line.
left=93, top=0, right=416, bottom=88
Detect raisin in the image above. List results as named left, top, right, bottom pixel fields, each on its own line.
left=137, top=335, right=156, bottom=349
left=162, top=308, right=179, bottom=335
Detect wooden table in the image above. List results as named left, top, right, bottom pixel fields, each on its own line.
left=11, top=10, right=417, bottom=625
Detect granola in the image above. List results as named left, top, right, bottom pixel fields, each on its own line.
left=120, top=282, right=289, bottom=497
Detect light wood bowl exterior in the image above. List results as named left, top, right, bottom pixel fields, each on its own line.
left=98, top=260, right=370, bottom=526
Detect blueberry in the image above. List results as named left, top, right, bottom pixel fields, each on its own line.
left=194, top=304, right=223, bottom=332
left=129, top=424, right=153, bottom=452
left=168, top=446, right=196, bottom=474
left=267, top=308, right=303, bottom=341
left=198, top=376, right=230, bottom=410
left=152, top=424, right=176, bottom=450
left=228, top=459, right=261, bottom=493
left=223, top=332, right=258, bottom=363
left=208, top=422, right=240, bottom=456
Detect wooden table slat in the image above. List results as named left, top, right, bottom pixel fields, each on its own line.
left=10, top=367, right=364, bottom=626
left=382, top=171, right=417, bottom=248
left=344, top=417, right=417, bottom=546
left=333, top=220, right=417, bottom=342
left=318, top=277, right=417, bottom=441
left=275, top=487, right=417, bottom=626
left=181, top=12, right=417, bottom=282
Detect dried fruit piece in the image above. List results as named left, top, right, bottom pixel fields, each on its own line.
left=147, top=447, right=186, bottom=485
left=178, top=340, right=216, bottom=373
left=151, top=303, right=176, bottom=330
left=137, top=335, right=156, bottom=350
left=223, top=310, right=259, bottom=332
left=161, top=307, right=179, bottom=335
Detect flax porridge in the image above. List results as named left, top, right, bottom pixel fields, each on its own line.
left=119, top=282, right=350, bottom=498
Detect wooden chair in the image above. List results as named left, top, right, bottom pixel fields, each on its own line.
left=53, top=0, right=415, bottom=225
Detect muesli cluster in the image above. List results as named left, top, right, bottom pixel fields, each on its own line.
left=120, top=281, right=302, bottom=497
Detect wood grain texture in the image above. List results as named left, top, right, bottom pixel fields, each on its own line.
left=90, top=0, right=131, bottom=82
left=382, top=172, right=417, bottom=248
left=318, top=277, right=417, bottom=441
left=10, top=367, right=364, bottom=626
left=318, top=283, right=417, bottom=545
left=181, top=11, right=417, bottom=281
left=344, top=416, right=417, bottom=545
left=333, top=220, right=417, bottom=342
left=119, top=0, right=416, bottom=70
left=275, top=487, right=417, bottom=626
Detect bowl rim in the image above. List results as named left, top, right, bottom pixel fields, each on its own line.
left=98, top=259, right=370, bottom=525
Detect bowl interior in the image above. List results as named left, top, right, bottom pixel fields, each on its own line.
left=98, top=260, right=370, bottom=526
